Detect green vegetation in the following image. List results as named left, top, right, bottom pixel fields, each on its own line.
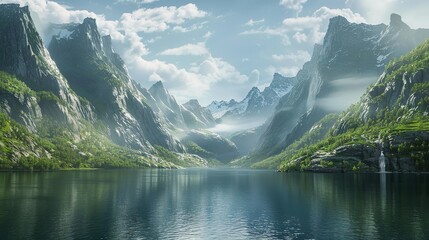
left=0, top=71, right=35, bottom=96
left=36, top=91, right=65, bottom=105
left=384, top=39, right=429, bottom=83
left=184, top=140, right=216, bottom=160
left=0, top=112, right=59, bottom=170
left=253, top=114, right=338, bottom=169
left=279, top=114, right=429, bottom=172
left=0, top=111, right=156, bottom=170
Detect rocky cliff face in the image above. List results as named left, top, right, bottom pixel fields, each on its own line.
left=255, top=45, right=323, bottom=157
left=182, top=99, right=216, bottom=129
left=138, top=81, right=216, bottom=130
left=255, top=14, right=429, bottom=160
left=0, top=4, right=94, bottom=131
left=48, top=18, right=182, bottom=151
left=146, top=81, right=188, bottom=130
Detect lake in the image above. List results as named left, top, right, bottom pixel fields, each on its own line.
left=0, top=169, right=428, bottom=239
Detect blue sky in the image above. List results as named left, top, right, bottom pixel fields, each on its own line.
left=3, top=0, right=429, bottom=104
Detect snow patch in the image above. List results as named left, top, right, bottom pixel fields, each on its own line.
left=54, top=29, right=73, bottom=40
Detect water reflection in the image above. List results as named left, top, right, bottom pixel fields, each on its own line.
left=0, top=170, right=428, bottom=239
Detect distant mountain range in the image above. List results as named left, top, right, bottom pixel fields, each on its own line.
left=207, top=73, right=297, bottom=122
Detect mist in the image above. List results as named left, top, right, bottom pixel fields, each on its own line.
left=208, top=118, right=266, bottom=136
left=315, top=75, right=378, bottom=112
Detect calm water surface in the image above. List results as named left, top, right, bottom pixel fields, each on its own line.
left=0, top=169, right=428, bottom=239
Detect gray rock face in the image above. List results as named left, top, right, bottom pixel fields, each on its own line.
left=146, top=81, right=188, bottom=129
left=182, top=99, right=216, bottom=129
left=0, top=4, right=95, bottom=130
left=139, top=81, right=216, bottom=130
left=256, top=14, right=429, bottom=160
left=383, top=131, right=429, bottom=172
left=0, top=89, right=41, bottom=132
left=48, top=17, right=182, bottom=151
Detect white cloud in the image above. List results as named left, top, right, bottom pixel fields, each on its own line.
left=347, top=0, right=429, bottom=29
left=266, top=65, right=300, bottom=77
left=241, top=27, right=291, bottom=46
left=159, top=42, right=209, bottom=56
left=241, top=26, right=284, bottom=36
left=172, top=21, right=207, bottom=33
left=116, top=0, right=159, bottom=4
left=272, top=50, right=311, bottom=62
left=119, top=3, right=207, bottom=33
left=313, top=7, right=366, bottom=23
left=147, top=36, right=162, bottom=44
left=282, top=16, right=322, bottom=30
left=125, top=53, right=249, bottom=104
left=279, top=0, right=308, bottom=14
left=203, top=31, right=213, bottom=39
left=293, top=32, right=307, bottom=43
left=243, top=6, right=366, bottom=44
left=245, top=18, right=265, bottom=27
left=249, top=69, right=260, bottom=85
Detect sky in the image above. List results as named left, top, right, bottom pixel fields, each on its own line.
left=2, top=0, right=429, bottom=105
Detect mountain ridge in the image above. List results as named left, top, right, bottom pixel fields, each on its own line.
left=251, top=13, right=429, bottom=164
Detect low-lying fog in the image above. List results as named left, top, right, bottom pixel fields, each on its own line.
left=316, top=76, right=377, bottom=112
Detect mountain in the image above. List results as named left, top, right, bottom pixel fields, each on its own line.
left=207, top=73, right=297, bottom=122
left=144, top=80, right=188, bottom=130
left=253, top=14, right=429, bottom=162
left=0, top=4, right=94, bottom=132
left=279, top=39, right=429, bottom=172
left=140, top=81, right=216, bottom=130
left=206, top=99, right=238, bottom=119
left=182, top=99, right=216, bottom=129
left=47, top=18, right=182, bottom=152
left=183, top=130, right=239, bottom=163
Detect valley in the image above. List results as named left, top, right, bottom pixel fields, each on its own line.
left=0, top=3, right=428, bottom=173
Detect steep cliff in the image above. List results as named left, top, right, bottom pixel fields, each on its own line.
left=48, top=18, right=182, bottom=151
left=0, top=4, right=94, bottom=131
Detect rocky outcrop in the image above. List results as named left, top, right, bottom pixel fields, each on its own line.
left=0, top=82, right=41, bottom=132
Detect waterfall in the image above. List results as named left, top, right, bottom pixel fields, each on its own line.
left=379, top=151, right=386, bottom=173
